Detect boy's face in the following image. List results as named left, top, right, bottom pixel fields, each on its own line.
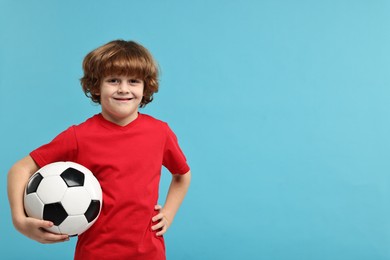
left=98, top=75, right=144, bottom=126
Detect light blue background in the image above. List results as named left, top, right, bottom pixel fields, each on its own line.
left=1, top=0, right=390, bottom=259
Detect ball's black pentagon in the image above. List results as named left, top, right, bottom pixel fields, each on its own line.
left=43, top=202, right=68, bottom=226
left=26, top=173, right=43, bottom=194
left=60, top=167, right=85, bottom=187
left=85, top=200, right=101, bottom=223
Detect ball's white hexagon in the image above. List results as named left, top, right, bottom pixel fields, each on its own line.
left=38, top=162, right=70, bottom=177
left=83, top=174, right=103, bottom=201
left=24, top=193, right=44, bottom=219
left=36, top=176, right=67, bottom=204
left=58, top=215, right=89, bottom=236
left=46, top=225, right=61, bottom=234
left=62, top=187, right=91, bottom=215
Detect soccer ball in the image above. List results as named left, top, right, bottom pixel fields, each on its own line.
left=24, top=161, right=103, bottom=236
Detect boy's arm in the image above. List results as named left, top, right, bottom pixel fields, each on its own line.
left=152, top=170, right=191, bottom=236
left=7, top=155, right=69, bottom=243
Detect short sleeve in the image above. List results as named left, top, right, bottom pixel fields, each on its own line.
left=30, top=126, right=78, bottom=168
left=162, top=124, right=190, bottom=175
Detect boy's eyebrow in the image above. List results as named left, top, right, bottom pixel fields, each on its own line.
left=104, top=75, right=143, bottom=80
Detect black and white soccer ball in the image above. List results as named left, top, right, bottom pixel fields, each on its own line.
left=24, top=161, right=103, bottom=236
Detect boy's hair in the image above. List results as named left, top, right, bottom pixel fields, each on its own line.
left=80, top=40, right=159, bottom=107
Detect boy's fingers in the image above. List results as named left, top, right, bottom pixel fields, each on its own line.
left=152, top=213, right=163, bottom=222
left=29, top=218, right=52, bottom=228
left=42, top=231, right=70, bottom=243
left=152, top=216, right=168, bottom=228
left=156, top=229, right=166, bottom=236
left=33, top=219, right=69, bottom=243
left=151, top=220, right=165, bottom=231
left=40, top=220, right=54, bottom=228
left=44, top=233, right=67, bottom=241
left=156, top=225, right=168, bottom=236
left=151, top=206, right=169, bottom=235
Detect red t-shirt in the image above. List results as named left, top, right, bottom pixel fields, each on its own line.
left=30, top=113, right=190, bottom=260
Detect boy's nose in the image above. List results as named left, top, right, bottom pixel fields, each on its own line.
left=117, top=83, right=129, bottom=93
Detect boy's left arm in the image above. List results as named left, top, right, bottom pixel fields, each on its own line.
left=152, top=170, right=191, bottom=236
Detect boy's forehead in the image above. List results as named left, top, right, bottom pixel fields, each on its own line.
left=103, top=73, right=143, bottom=79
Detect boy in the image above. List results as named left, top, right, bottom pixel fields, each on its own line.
left=7, top=40, right=191, bottom=259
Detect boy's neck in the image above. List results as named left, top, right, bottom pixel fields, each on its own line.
left=101, top=112, right=139, bottom=126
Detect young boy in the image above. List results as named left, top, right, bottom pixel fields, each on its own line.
left=7, top=40, right=191, bottom=259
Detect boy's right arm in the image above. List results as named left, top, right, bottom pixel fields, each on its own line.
left=7, top=155, right=69, bottom=243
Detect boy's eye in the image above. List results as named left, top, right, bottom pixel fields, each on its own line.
left=129, top=79, right=141, bottom=84
left=107, top=78, right=120, bottom=83
left=105, top=77, right=142, bottom=85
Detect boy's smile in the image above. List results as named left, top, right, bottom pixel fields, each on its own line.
left=113, top=97, right=134, bottom=101
left=112, top=96, right=135, bottom=103
left=98, top=75, right=144, bottom=126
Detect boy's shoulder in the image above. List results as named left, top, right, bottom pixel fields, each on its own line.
left=74, top=114, right=102, bottom=128
left=139, top=113, right=170, bottom=131
left=139, top=113, right=167, bottom=125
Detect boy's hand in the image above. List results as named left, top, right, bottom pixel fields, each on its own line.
left=151, top=205, right=170, bottom=236
left=14, top=216, right=69, bottom=244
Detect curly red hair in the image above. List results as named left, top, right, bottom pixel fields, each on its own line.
left=80, top=40, right=159, bottom=107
